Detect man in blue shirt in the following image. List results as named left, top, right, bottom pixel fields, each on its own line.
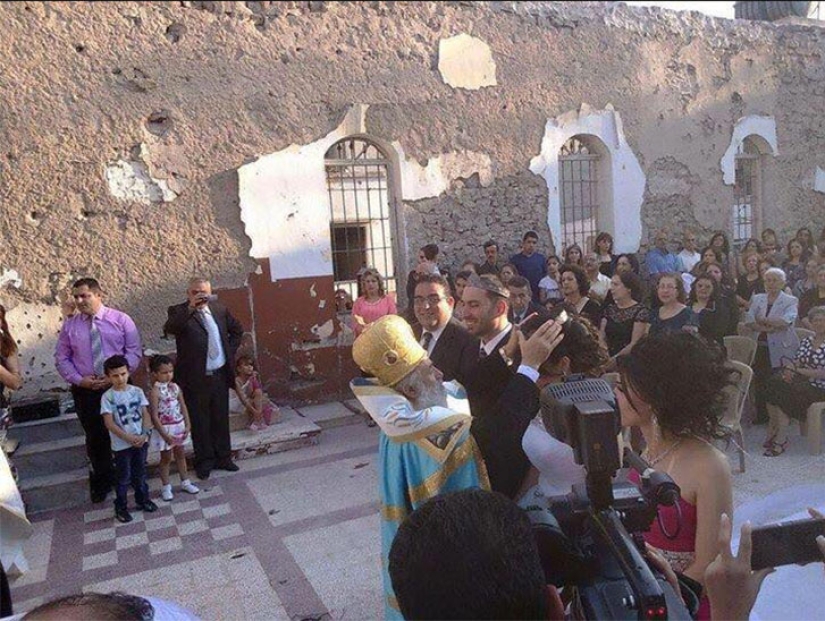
left=509, top=231, right=546, bottom=303
left=645, top=230, right=681, bottom=282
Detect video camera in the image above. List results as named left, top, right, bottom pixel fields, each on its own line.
left=522, top=375, right=695, bottom=620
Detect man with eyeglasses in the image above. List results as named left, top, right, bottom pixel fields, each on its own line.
left=412, top=274, right=478, bottom=386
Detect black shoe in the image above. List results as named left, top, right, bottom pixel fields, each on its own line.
left=216, top=460, right=239, bottom=472
left=137, top=499, right=158, bottom=513
left=91, top=488, right=110, bottom=504
left=196, top=468, right=211, bottom=480
left=115, top=506, right=133, bottom=523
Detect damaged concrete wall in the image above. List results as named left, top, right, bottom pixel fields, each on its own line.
left=3, top=1, right=825, bottom=400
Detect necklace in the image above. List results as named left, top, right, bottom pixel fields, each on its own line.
left=643, top=437, right=684, bottom=467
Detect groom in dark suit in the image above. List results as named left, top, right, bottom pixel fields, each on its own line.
left=411, top=274, right=478, bottom=387
left=164, top=277, right=244, bottom=480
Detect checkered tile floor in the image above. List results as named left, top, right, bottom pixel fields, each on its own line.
left=79, top=485, right=244, bottom=571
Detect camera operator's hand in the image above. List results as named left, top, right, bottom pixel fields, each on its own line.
left=705, top=513, right=773, bottom=621
left=807, top=508, right=825, bottom=563
left=644, top=544, right=684, bottom=605
left=521, top=319, right=564, bottom=371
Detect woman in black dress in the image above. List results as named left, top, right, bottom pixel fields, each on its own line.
left=735, top=251, right=764, bottom=312
left=557, top=264, right=602, bottom=326
left=763, top=306, right=825, bottom=456
left=688, top=275, right=732, bottom=346
left=600, top=271, right=650, bottom=364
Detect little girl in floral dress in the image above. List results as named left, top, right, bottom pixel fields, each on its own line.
left=231, top=355, right=280, bottom=431
left=148, top=355, right=199, bottom=501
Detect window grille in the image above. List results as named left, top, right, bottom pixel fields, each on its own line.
left=325, top=138, right=396, bottom=301
left=732, top=138, right=760, bottom=250
left=559, top=136, right=600, bottom=253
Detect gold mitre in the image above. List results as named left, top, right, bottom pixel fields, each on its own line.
left=352, top=315, right=426, bottom=387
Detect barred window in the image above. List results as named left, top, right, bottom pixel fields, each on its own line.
left=325, top=138, right=397, bottom=301
left=559, top=136, right=601, bottom=252
left=732, top=137, right=761, bottom=250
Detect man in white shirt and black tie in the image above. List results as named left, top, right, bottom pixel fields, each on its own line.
left=164, top=278, right=244, bottom=480
left=412, top=274, right=478, bottom=386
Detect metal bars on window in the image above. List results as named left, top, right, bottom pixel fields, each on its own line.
left=325, top=138, right=396, bottom=301
left=559, top=136, right=600, bottom=253
left=732, top=138, right=760, bottom=250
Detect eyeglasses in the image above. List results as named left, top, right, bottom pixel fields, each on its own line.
left=657, top=283, right=678, bottom=290
left=413, top=295, right=447, bottom=307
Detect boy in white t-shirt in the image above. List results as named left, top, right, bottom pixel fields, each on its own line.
left=100, top=355, right=158, bottom=523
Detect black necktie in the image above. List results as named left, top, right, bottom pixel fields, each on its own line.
left=420, top=332, right=433, bottom=352
left=479, top=346, right=488, bottom=360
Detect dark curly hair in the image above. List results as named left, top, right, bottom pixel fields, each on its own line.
left=521, top=304, right=608, bottom=377
left=616, top=270, right=645, bottom=303
left=560, top=263, right=590, bottom=297
left=616, top=332, right=734, bottom=440
left=687, top=273, right=720, bottom=305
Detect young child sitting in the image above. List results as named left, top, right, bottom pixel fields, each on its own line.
left=100, top=355, right=158, bottom=523
left=147, top=355, right=199, bottom=501
left=230, top=355, right=280, bottom=431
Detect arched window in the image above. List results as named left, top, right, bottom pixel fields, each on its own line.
left=558, top=135, right=610, bottom=252
left=732, top=136, right=765, bottom=249
left=325, top=137, right=397, bottom=300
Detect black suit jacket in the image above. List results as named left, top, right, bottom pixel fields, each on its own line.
left=465, top=345, right=539, bottom=499
left=508, top=301, right=549, bottom=325
left=416, top=319, right=479, bottom=386
left=164, top=301, right=244, bottom=389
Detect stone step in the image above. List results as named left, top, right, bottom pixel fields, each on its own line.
left=13, top=435, right=88, bottom=482
left=295, top=400, right=366, bottom=430
left=7, top=412, right=83, bottom=445
left=18, top=408, right=322, bottom=514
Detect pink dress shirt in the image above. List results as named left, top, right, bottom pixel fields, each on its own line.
left=54, top=306, right=143, bottom=385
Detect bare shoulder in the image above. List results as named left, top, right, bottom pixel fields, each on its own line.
left=687, top=438, right=732, bottom=479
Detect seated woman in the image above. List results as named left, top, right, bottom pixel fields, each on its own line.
left=563, top=243, right=584, bottom=267
left=735, top=251, right=764, bottom=311
left=0, top=304, right=22, bottom=442
left=599, top=270, right=650, bottom=364
left=499, top=262, right=518, bottom=286
left=352, top=268, right=397, bottom=337
left=793, top=256, right=820, bottom=299
left=594, top=231, right=616, bottom=277
left=556, top=264, right=602, bottom=326
left=800, top=264, right=825, bottom=330
left=782, top=238, right=808, bottom=294
left=698, top=261, right=740, bottom=336
left=452, top=269, right=473, bottom=322
left=649, top=273, right=698, bottom=336
left=744, top=267, right=800, bottom=424
left=616, top=332, right=734, bottom=619
left=762, top=306, right=825, bottom=456
left=538, top=254, right=563, bottom=307
left=689, top=274, right=733, bottom=346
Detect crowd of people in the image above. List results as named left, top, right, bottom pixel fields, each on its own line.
left=342, top=224, right=825, bottom=619
left=2, top=223, right=824, bottom=619
left=344, top=225, right=825, bottom=458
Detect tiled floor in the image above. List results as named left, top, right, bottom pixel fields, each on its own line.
left=8, top=414, right=825, bottom=620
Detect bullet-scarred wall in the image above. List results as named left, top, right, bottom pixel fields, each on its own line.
left=1, top=1, right=824, bottom=401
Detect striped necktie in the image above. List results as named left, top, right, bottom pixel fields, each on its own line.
left=420, top=332, right=433, bottom=353
left=89, top=316, right=105, bottom=375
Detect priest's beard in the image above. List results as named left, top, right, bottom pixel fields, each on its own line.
left=414, top=381, right=448, bottom=411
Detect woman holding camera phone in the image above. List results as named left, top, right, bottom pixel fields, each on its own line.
left=616, top=332, right=734, bottom=620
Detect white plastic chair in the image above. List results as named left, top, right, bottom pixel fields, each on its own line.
left=724, top=336, right=757, bottom=367
left=719, top=360, right=752, bottom=473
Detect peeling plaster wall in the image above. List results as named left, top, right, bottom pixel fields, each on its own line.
left=720, top=115, right=778, bottom=185
left=4, top=1, right=825, bottom=398
left=530, top=104, right=646, bottom=254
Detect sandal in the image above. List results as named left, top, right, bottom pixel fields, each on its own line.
left=763, top=440, right=788, bottom=457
